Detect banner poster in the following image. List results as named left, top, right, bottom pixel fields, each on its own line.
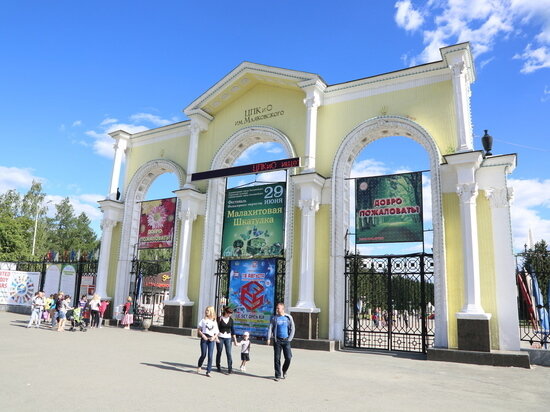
left=228, top=259, right=276, bottom=338
left=137, top=198, right=177, bottom=249
left=60, top=265, right=76, bottom=297
left=43, top=264, right=61, bottom=297
left=79, top=275, right=95, bottom=298
left=221, top=183, right=285, bottom=258
left=0, top=270, right=41, bottom=306
left=355, top=172, right=423, bottom=244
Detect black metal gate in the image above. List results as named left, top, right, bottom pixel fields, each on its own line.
left=130, top=259, right=171, bottom=326
left=344, top=253, right=435, bottom=353
left=214, top=257, right=286, bottom=316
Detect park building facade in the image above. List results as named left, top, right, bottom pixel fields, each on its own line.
left=96, top=42, right=519, bottom=353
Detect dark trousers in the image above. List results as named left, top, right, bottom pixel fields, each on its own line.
left=198, top=339, right=215, bottom=373
left=91, top=310, right=100, bottom=327
left=273, top=339, right=292, bottom=378
left=216, top=337, right=233, bottom=372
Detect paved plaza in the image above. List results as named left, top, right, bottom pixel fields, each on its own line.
left=1, top=312, right=549, bottom=412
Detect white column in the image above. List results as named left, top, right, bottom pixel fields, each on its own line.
left=183, top=110, right=212, bottom=189
left=291, top=173, right=325, bottom=313
left=449, top=57, right=474, bottom=152
left=165, top=189, right=205, bottom=306
left=485, top=186, right=520, bottom=350
left=107, top=131, right=130, bottom=200
left=96, top=200, right=124, bottom=299
left=95, top=218, right=117, bottom=299
left=299, top=79, right=325, bottom=173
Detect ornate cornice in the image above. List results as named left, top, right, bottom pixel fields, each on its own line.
left=485, top=187, right=514, bottom=209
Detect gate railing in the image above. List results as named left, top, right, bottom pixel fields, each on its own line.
left=516, top=270, right=549, bottom=349
left=344, top=253, right=435, bottom=353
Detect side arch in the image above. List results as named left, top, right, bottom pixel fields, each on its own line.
left=114, top=159, right=186, bottom=307
left=197, top=126, right=297, bottom=319
left=330, top=116, right=448, bottom=347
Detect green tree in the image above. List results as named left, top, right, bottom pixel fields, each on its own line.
left=524, top=240, right=550, bottom=274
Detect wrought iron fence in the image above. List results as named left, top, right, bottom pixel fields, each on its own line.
left=517, top=270, right=549, bottom=349
left=130, top=259, right=171, bottom=326
left=344, top=253, right=435, bottom=353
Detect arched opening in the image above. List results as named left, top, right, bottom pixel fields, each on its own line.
left=198, top=126, right=296, bottom=324
left=330, top=116, right=447, bottom=349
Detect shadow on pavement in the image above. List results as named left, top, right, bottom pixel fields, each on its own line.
left=141, top=361, right=274, bottom=380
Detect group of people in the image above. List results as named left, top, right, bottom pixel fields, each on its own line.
left=26, top=291, right=135, bottom=331
left=197, top=302, right=295, bottom=381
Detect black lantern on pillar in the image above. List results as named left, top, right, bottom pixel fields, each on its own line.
left=481, top=129, right=493, bottom=156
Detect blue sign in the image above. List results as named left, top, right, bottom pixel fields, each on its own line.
left=228, top=259, right=276, bottom=338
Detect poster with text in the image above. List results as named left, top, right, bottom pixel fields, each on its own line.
left=228, top=259, right=276, bottom=338
left=355, top=172, right=423, bottom=244
left=221, top=183, right=285, bottom=258
left=60, top=265, right=76, bottom=298
left=0, top=271, right=41, bottom=306
left=138, top=198, right=177, bottom=249
left=43, top=264, right=61, bottom=297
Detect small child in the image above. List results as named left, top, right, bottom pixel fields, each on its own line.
left=237, top=331, right=251, bottom=372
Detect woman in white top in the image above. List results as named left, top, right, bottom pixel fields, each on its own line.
left=89, top=294, right=101, bottom=328
left=197, top=306, right=219, bottom=377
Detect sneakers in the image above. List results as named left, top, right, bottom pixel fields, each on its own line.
left=283, top=373, right=287, bottom=379
left=196, top=367, right=201, bottom=374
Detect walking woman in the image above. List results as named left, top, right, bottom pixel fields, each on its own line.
left=121, top=297, right=134, bottom=330
left=197, top=306, right=219, bottom=377
left=57, top=295, right=72, bottom=332
left=89, top=294, right=101, bottom=328
left=216, top=306, right=237, bottom=374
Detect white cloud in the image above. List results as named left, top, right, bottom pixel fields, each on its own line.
left=508, top=178, right=550, bottom=250
left=0, top=166, right=43, bottom=193
left=395, top=0, right=424, bottom=32
left=513, top=44, right=550, bottom=73
left=47, top=194, right=102, bottom=222
left=129, top=113, right=173, bottom=127
left=100, top=118, right=118, bottom=126
left=542, top=85, right=550, bottom=102
left=397, top=0, right=550, bottom=73
left=72, top=120, right=82, bottom=127
left=350, top=159, right=390, bottom=178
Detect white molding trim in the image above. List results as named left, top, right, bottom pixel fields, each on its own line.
left=198, top=126, right=297, bottom=326
left=113, top=159, right=186, bottom=309
left=330, top=116, right=448, bottom=347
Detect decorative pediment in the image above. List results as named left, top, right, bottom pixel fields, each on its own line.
left=184, top=62, right=324, bottom=116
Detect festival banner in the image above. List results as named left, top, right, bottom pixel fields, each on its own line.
left=221, top=183, right=285, bottom=258
left=43, top=264, right=61, bottom=297
left=60, top=265, right=76, bottom=297
left=355, top=172, right=423, bottom=244
left=228, top=259, right=276, bottom=338
left=0, top=270, right=41, bottom=306
left=137, top=198, right=177, bottom=249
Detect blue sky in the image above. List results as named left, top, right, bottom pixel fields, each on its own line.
left=1, top=1, right=549, bottom=252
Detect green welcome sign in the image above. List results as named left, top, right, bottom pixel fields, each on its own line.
left=355, top=172, right=423, bottom=244
left=221, top=183, right=286, bottom=257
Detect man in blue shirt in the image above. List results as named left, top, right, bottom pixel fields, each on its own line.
left=267, top=302, right=295, bottom=381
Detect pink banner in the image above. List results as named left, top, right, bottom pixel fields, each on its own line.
left=137, top=198, right=177, bottom=249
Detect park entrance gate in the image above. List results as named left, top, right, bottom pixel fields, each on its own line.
left=344, top=253, right=435, bottom=353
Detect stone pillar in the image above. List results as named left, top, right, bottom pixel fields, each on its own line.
left=445, top=152, right=491, bottom=351
left=299, top=79, right=325, bottom=173
left=107, top=130, right=130, bottom=200
left=480, top=154, right=519, bottom=351
left=445, top=50, right=475, bottom=152
left=96, top=200, right=124, bottom=301
left=290, top=173, right=325, bottom=339
left=163, top=188, right=205, bottom=328
left=183, top=110, right=212, bottom=189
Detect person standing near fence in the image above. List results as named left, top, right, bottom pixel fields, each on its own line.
left=197, top=306, right=219, bottom=377
left=121, top=297, right=133, bottom=330
left=89, top=294, right=101, bottom=328
left=27, top=291, right=45, bottom=328
left=267, top=302, right=295, bottom=382
left=99, top=299, right=109, bottom=328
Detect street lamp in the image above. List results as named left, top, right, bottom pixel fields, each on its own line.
left=32, top=200, right=52, bottom=256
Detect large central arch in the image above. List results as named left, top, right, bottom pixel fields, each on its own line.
left=330, top=116, right=448, bottom=347
left=197, top=126, right=297, bottom=319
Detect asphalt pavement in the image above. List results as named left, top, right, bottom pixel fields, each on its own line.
left=1, top=311, right=548, bottom=412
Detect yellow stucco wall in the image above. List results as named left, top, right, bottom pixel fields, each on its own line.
left=477, top=191, right=499, bottom=349
left=442, top=193, right=464, bottom=348
left=315, top=205, right=331, bottom=338
left=188, top=215, right=204, bottom=322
